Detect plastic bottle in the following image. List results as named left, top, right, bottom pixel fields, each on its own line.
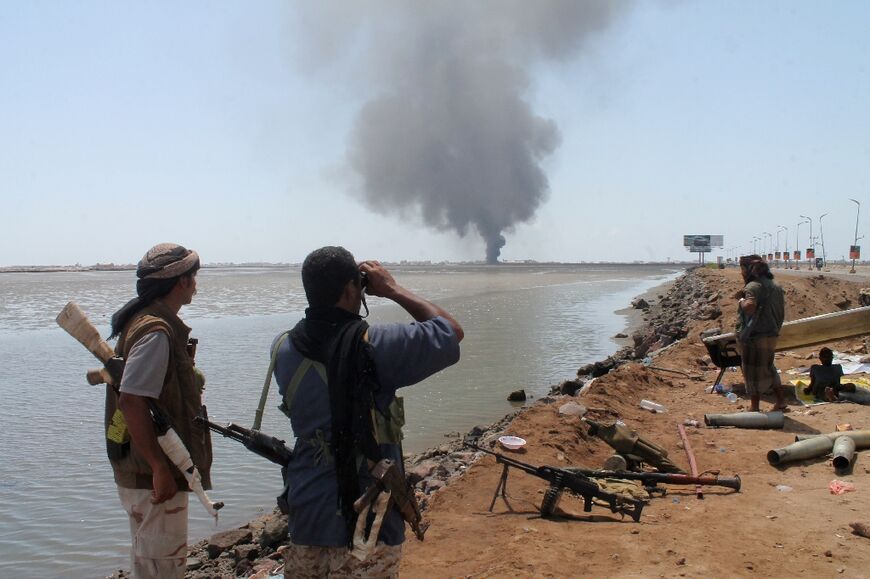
left=683, top=419, right=700, bottom=427
left=640, top=399, right=666, bottom=413
left=725, top=392, right=738, bottom=403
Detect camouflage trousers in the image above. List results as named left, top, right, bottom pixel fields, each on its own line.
left=283, top=542, right=402, bottom=578
left=117, top=487, right=188, bottom=579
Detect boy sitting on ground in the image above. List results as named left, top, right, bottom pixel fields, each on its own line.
left=803, top=347, right=845, bottom=401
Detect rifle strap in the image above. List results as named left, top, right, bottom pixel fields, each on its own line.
left=254, top=331, right=292, bottom=430
left=279, top=357, right=327, bottom=419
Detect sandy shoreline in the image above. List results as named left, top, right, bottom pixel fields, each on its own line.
left=116, top=265, right=870, bottom=577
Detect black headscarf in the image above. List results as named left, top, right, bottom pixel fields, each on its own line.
left=289, top=306, right=383, bottom=545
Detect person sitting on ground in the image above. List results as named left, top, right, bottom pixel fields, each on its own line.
left=803, top=347, right=844, bottom=401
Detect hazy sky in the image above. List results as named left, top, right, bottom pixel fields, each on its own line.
left=2, top=1, right=868, bottom=266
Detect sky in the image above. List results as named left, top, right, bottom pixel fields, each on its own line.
left=1, top=1, right=869, bottom=266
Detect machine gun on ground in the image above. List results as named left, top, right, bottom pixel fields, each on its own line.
left=465, top=443, right=645, bottom=522
left=565, top=468, right=740, bottom=496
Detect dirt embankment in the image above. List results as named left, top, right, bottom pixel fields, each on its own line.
left=400, top=267, right=870, bottom=578
left=164, top=267, right=870, bottom=578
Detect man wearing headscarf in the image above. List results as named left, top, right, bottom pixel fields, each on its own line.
left=271, top=246, right=463, bottom=578
left=107, top=243, right=212, bottom=579
left=736, top=255, right=787, bottom=412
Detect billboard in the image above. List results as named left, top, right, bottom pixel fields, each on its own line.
left=683, top=234, right=724, bottom=253
left=794, top=250, right=801, bottom=260
left=851, top=246, right=861, bottom=260
left=775, top=251, right=781, bottom=260
left=806, top=248, right=815, bottom=259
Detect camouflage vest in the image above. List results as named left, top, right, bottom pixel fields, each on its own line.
left=105, top=301, right=213, bottom=490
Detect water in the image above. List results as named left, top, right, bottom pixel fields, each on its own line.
left=0, top=263, right=680, bottom=577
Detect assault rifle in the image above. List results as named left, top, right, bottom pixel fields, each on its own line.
left=465, top=443, right=645, bottom=522
left=194, top=409, right=293, bottom=467
left=194, top=409, right=293, bottom=514
left=351, top=458, right=428, bottom=561
left=565, top=468, right=741, bottom=495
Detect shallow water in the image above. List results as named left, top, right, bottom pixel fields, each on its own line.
left=0, top=263, right=680, bottom=577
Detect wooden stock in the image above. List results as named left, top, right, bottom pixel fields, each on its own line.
left=56, top=302, right=115, bottom=364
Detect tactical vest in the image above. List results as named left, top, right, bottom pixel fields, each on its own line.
left=271, top=331, right=406, bottom=461
left=105, top=302, right=213, bottom=490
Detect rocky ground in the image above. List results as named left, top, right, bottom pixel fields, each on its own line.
left=109, top=265, right=870, bottom=578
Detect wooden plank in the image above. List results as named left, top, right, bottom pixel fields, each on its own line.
left=703, top=306, right=870, bottom=352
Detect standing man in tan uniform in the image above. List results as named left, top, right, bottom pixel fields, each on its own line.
left=107, top=243, right=213, bottom=579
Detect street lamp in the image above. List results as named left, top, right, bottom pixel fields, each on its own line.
left=795, top=220, right=802, bottom=270
left=776, top=225, right=786, bottom=267
left=819, top=213, right=828, bottom=269
left=764, top=232, right=772, bottom=261
left=779, top=225, right=789, bottom=268
left=850, top=198, right=861, bottom=273
left=800, top=215, right=813, bottom=270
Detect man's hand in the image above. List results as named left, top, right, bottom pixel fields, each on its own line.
left=151, top=463, right=179, bottom=504
left=358, top=259, right=464, bottom=342
left=359, top=260, right=399, bottom=299
left=119, top=393, right=179, bottom=503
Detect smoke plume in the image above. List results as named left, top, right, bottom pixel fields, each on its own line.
left=297, top=2, right=630, bottom=262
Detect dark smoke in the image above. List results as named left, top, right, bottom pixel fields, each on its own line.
left=297, top=2, right=630, bottom=263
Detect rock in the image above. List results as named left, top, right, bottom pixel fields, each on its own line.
left=234, top=558, right=253, bottom=576
left=260, top=515, right=287, bottom=548
left=208, top=529, right=253, bottom=559
left=614, top=332, right=628, bottom=339
left=557, top=379, right=583, bottom=396
left=424, top=479, right=445, bottom=493
left=850, top=522, right=870, bottom=539
left=558, top=401, right=587, bottom=417
left=825, top=550, right=833, bottom=557
left=677, top=557, right=687, bottom=566
left=186, top=557, right=203, bottom=570
left=632, top=298, right=650, bottom=309
left=507, top=389, right=526, bottom=402
left=408, top=460, right=440, bottom=485
left=234, top=543, right=260, bottom=561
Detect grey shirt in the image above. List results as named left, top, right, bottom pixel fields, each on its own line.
left=119, top=331, right=169, bottom=399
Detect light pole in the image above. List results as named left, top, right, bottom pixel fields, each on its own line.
left=764, top=232, right=772, bottom=261
left=850, top=198, right=861, bottom=273
left=819, top=213, right=828, bottom=269
left=795, top=221, right=802, bottom=270
left=800, top=215, right=813, bottom=270
left=777, top=225, right=786, bottom=267
left=780, top=225, right=789, bottom=268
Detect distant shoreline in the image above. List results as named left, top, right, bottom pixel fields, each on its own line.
left=0, top=261, right=696, bottom=273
